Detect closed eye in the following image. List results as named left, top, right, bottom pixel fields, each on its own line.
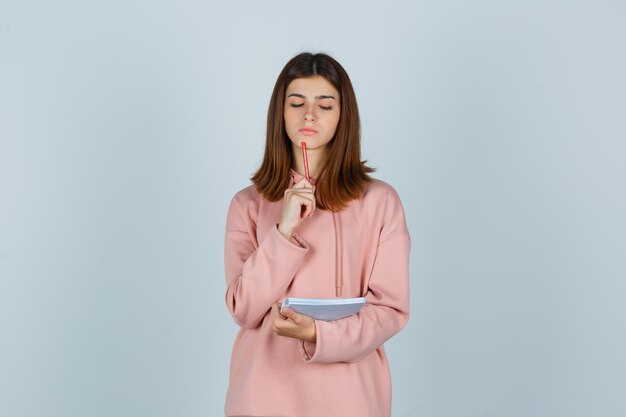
left=319, top=105, right=332, bottom=110
left=290, top=103, right=304, bottom=107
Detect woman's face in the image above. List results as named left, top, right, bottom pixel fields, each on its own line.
left=283, top=76, right=340, bottom=152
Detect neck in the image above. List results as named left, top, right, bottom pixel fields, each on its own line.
left=292, top=143, right=327, bottom=179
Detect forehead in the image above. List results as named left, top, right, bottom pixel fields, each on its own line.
left=286, top=76, right=339, bottom=97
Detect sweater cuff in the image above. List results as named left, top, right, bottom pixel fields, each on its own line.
left=299, top=320, right=320, bottom=363
left=274, top=224, right=309, bottom=250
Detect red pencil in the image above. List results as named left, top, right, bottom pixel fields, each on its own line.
left=301, top=142, right=310, bottom=182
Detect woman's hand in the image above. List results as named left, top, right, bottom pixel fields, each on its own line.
left=270, top=303, right=317, bottom=343
left=277, top=178, right=316, bottom=240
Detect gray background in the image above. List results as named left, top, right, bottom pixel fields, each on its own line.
left=1, top=1, right=625, bottom=416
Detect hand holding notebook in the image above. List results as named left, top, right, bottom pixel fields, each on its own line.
left=281, top=297, right=367, bottom=321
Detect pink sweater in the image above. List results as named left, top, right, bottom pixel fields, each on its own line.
left=224, top=169, right=411, bottom=417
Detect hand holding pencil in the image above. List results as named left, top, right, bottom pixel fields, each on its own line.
left=277, top=142, right=315, bottom=240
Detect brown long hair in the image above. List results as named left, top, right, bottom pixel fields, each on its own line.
left=251, top=52, right=374, bottom=212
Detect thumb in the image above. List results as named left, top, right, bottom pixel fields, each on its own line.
left=281, top=307, right=300, bottom=322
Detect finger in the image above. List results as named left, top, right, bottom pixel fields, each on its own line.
left=281, top=307, right=294, bottom=319
left=292, top=177, right=314, bottom=189
left=278, top=303, right=289, bottom=319
left=286, top=184, right=314, bottom=192
left=274, top=303, right=286, bottom=320
left=286, top=189, right=314, bottom=199
left=299, top=197, right=315, bottom=219
left=307, top=195, right=317, bottom=216
left=284, top=307, right=308, bottom=325
left=270, top=304, right=279, bottom=333
left=290, top=193, right=314, bottom=209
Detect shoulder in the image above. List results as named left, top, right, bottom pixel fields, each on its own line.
left=359, top=178, right=410, bottom=241
left=230, top=183, right=261, bottom=206
left=361, top=178, right=404, bottom=206
left=357, top=178, right=408, bottom=224
left=226, top=184, right=263, bottom=225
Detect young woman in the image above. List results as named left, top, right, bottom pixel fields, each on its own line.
left=224, top=52, right=411, bottom=417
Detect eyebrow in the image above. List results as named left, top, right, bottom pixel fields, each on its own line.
left=287, top=93, right=337, bottom=100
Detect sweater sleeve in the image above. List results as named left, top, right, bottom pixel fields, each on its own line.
left=299, top=186, right=411, bottom=364
left=224, top=192, right=310, bottom=329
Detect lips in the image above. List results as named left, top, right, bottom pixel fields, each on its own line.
left=299, top=127, right=318, bottom=135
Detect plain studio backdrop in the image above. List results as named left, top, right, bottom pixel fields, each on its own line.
left=1, top=1, right=625, bottom=416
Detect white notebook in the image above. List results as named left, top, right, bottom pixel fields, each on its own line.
left=281, top=297, right=366, bottom=321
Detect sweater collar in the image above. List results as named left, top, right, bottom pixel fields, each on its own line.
left=289, top=168, right=318, bottom=186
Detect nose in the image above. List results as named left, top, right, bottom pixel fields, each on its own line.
left=303, top=104, right=316, bottom=122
